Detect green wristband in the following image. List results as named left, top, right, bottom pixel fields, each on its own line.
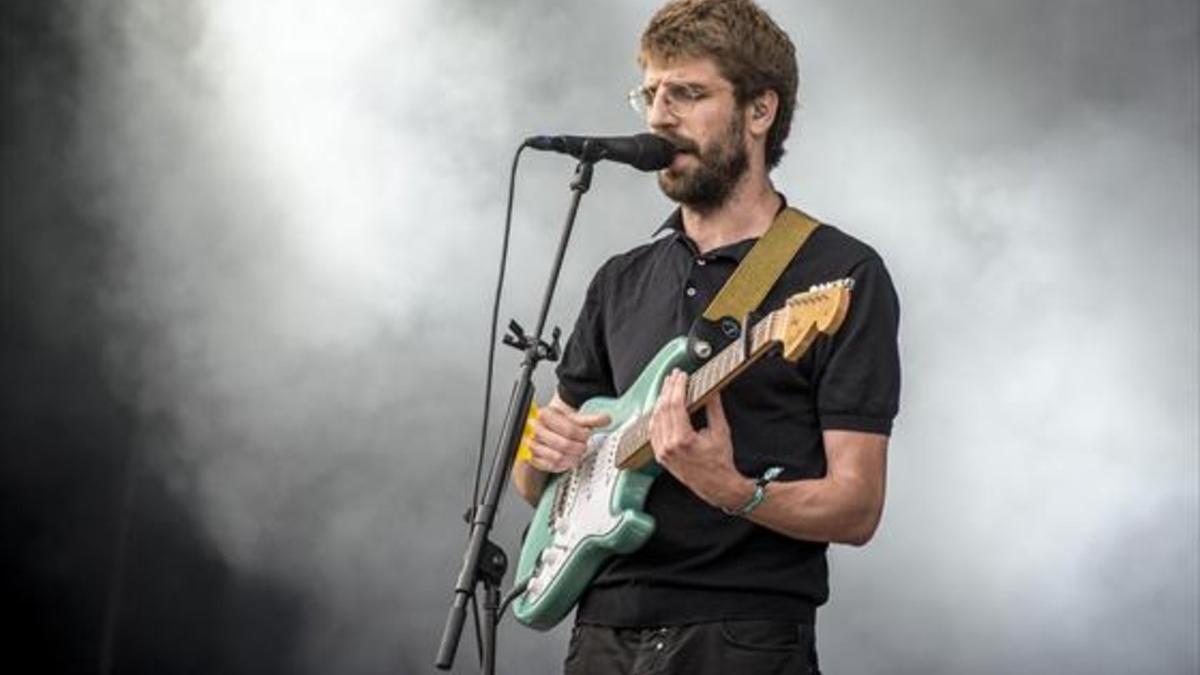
left=722, top=466, right=785, bottom=516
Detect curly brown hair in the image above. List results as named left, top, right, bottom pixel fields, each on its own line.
left=638, top=0, right=798, bottom=169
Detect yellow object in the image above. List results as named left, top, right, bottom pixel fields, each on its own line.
left=515, top=401, right=540, bottom=463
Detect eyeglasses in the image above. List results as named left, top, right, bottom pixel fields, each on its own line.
left=627, top=82, right=730, bottom=119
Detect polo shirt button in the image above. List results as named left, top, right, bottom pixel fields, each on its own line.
left=696, top=258, right=707, bottom=266
left=685, top=286, right=697, bottom=297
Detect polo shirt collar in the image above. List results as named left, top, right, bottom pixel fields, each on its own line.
left=650, top=193, right=790, bottom=263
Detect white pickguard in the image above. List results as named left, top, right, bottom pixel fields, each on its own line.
left=524, top=417, right=635, bottom=601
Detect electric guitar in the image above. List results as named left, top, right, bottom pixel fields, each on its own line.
left=512, top=280, right=854, bottom=630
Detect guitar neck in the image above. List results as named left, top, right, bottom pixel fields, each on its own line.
left=614, top=312, right=782, bottom=470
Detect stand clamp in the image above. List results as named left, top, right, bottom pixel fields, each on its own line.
left=503, top=320, right=561, bottom=363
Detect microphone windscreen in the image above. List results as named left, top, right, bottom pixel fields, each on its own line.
left=628, top=133, right=678, bottom=171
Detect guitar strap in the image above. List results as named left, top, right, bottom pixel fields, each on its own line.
left=691, top=206, right=820, bottom=355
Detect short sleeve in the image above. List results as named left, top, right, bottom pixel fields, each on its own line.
left=555, top=264, right=617, bottom=409
left=814, top=256, right=901, bottom=434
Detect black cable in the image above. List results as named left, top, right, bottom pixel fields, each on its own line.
left=496, top=579, right=530, bottom=624
left=470, top=593, right=483, bottom=666
left=472, top=141, right=528, bottom=511
left=465, top=141, right=529, bottom=662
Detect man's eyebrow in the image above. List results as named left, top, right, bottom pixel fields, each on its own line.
left=643, top=79, right=707, bottom=90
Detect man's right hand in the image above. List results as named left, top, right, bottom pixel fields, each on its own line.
left=525, top=397, right=611, bottom=473
left=512, top=394, right=610, bottom=506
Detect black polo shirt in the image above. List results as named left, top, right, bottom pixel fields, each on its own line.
left=555, top=203, right=901, bottom=627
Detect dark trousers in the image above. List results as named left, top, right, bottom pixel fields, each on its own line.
left=563, top=620, right=821, bottom=675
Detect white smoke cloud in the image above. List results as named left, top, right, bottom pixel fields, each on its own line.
left=73, top=0, right=1196, bottom=672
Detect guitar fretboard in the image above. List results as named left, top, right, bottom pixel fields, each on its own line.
left=613, top=312, right=780, bottom=469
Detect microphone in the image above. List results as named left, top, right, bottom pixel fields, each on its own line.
left=525, top=133, right=677, bottom=171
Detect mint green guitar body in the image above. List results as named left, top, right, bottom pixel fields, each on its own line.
left=512, top=337, right=691, bottom=630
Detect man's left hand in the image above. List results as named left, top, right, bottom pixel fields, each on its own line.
left=649, top=369, right=752, bottom=510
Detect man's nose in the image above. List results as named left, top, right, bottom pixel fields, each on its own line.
left=646, top=92, right=675, bottom=130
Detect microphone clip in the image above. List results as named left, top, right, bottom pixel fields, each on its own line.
left=503, top=320, right=561, bottom=363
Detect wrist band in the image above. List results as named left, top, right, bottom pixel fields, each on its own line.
left=722, top=466, right=785, bottom=516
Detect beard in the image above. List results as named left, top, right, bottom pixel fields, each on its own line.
left=657, top=113, right=749, bottom=213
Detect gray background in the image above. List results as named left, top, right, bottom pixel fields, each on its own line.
left=3, top=1, right=1196, bottom=673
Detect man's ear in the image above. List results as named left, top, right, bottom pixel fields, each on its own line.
left=748, top=90, right=779, bottom=136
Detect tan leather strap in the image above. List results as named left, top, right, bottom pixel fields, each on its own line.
left=702, top=207, right=819, bottom=321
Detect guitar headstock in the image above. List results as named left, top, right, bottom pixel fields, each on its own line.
left=775, top=279, right=854, bottom=361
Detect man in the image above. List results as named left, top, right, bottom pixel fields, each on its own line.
left=513, top=1, right=901, bottom=672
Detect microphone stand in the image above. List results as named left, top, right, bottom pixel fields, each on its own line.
left=435, top=157, right=596, bottom=673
